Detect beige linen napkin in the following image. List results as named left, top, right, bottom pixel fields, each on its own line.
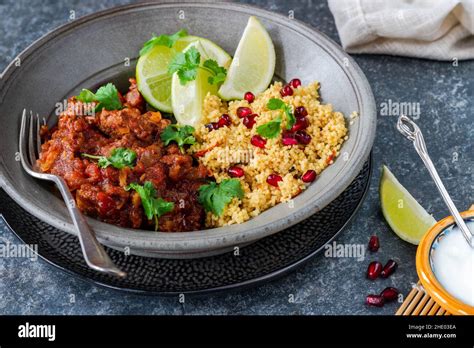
left=328, top=0, right=474, bottom=60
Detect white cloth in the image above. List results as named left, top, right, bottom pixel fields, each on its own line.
left=328, top=0, right=474, bottom=60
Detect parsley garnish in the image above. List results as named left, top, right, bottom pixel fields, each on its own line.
left=160, top=124, right=196, bottom=152
left=82, top=148, right=137, bottom=169
left=139, top=29, right=188, bottom=56
left=198, top=179, right=244, bottom=216
left=126, top=182, right=175, bottom=231
left=256, top=116, right=282, bottom=139
left=168, top=46, right=227, bottom=86
left=267, top=98, right=296, bottom=130
left=76, top=83, right=123, bottom=112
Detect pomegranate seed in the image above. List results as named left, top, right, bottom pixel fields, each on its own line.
left=366, top=294, right=385, bottom=307
left=368, top=235, right=380, bottom=252
left=244, top=91, right=255, bottom=103
left=267, top=174, right=283, bottom=187
left=295, top=130, right=311, bottom=145
left=301, top=170, right=316, bottom=183
left=228, top=166, right=244, bottom=178
left=280, top=85, right=293, bottom=97
left=243, top=115, right=256, bottom=129
left=218, top=114, right=231, bottom=128
left=367, top=261, right=383, bottom=280
left=381, top=260, right=398, bottom=278
left=380, top=287, right=399, bottom=302
left=251, top=135, right=266, bottom=148
left=290, top=78, right=302, bottom=89
left=205, top=122, right=219, bottom=131
left=281, top=132, right=298, bottom=146
left=294, top=106, right=308, bottom=118
left=237, top=107, right=252, bottom=118
left=290, top=117, right=309, bottom=132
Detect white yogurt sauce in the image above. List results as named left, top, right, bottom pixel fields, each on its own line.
left=431, top=220, right=474, bottom=307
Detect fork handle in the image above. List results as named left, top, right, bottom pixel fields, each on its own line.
left=53, top=177, right=126, bottom=277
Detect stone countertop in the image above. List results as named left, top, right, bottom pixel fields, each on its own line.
left=0, top=0, right=472, bottom=315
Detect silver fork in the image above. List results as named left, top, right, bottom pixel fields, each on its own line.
left=19, top=109, right=126, bottom=277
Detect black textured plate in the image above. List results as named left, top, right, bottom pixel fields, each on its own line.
left=0, top=157, right=371, bottom=295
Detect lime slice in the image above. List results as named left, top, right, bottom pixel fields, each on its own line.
left=171, top=40, right=231, bottom=126
left=136, top=36, right=226, bottom=113
left=380, top=165, right=436, bottom=245
left=218, top=16, right=275, bottom=100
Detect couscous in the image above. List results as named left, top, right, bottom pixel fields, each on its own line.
left=191, top=81, right=348, bottom=227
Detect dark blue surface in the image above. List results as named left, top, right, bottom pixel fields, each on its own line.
left=0, top=0, right=472, bottom=315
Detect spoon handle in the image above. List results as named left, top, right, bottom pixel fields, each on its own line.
left=397, top=115, right=474, bottom=247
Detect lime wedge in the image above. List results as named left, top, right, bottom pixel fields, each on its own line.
left=218, top=16, right=275, bottom=100
left=380, top=165, right=436, bottom=245
left=136, top=35, right=224, bottom=113
left=171, top=40, right=231, bottom=126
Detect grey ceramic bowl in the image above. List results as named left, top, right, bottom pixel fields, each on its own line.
left=0, top=2, right=376, bottom=258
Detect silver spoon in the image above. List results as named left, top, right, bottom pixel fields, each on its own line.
left=397, top=115, right=474, bottom=248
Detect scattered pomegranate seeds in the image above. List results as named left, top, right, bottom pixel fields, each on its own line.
left=301, top=170, right=316, bottom=183
left=228, top=166, right=244, bottom=178
left=236, top=106, right=252, bottom=118
left=381, top=259, right=398, bottom=278
left=267, top=174, right=282, bottom=187
left=244, top=91, right=255, bottom=103
left=294, top=106, right=308, bottom=118
left=380, top=287, right=399, bottom=302
left=205, top=122, right=219, bottom=131
left=218, top=114, right=231, bottom=128
left=251, top=135, right=266, bottom=148
left=366, top=294, right=385, bottom=307
left=281, top=132, right=298, bottom=146
left=290, top=117, right=309, bottom=132
left=243, top=114, right=257, bottom=129
left=280, top=85, right=293, bottom=97
left=289, top=78, right=302, bottom=89
left=368, top=235, right=380, bottom=252
left=295, top=130, right=311, bottom=145
left=367, top=261, right=383, bottom=280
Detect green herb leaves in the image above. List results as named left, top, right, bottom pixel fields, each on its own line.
left=267, top=98, right=295, bottom=130
left=160, top=124, right=196, bottom=152
left=202, top=59, right=227, bottom=85
left=139, top=29, right=188, bottom=56
left=256, top=116, right=282, bottom=139
left=168, top=46, right=227, bottom=86
left=168, top=46, right=201, bottom=85
left=198, top=179, right=244, bottom=216
left=76, top=83, right=123, bottom=112
left=126, top=182, right=174, bottom=230
left=82, top=148, right=137, bottom=169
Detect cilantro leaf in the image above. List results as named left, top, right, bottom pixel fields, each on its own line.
left=94, top=83, right=123, bottom=112
left=82, top=148, right=136, bottom=169
left=126, top=182, right=174, bottom=230
left=256, top=116, right=282, bottom=139
left=198, top=179, right=244, bottom=216
left=267, top=98, right=285, bottom=110
left=202, top=59, right=227, bottom=85
left=139, top=29, right=188, bottom=56
left=167, top=49, right=227, bottom=86
left=160, top=124, right=196, bottom=152
left=267, top=98, right=295, bottom=130
left=168, top=46, right=201, bottom=85
left=77, top=89, right=96, bottom=103
left=76, top=83, right=123, bottom=112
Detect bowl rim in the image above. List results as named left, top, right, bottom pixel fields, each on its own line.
left=416, top=209, right=474, bottom=315
left=0, top=1, right=376, bottom=252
